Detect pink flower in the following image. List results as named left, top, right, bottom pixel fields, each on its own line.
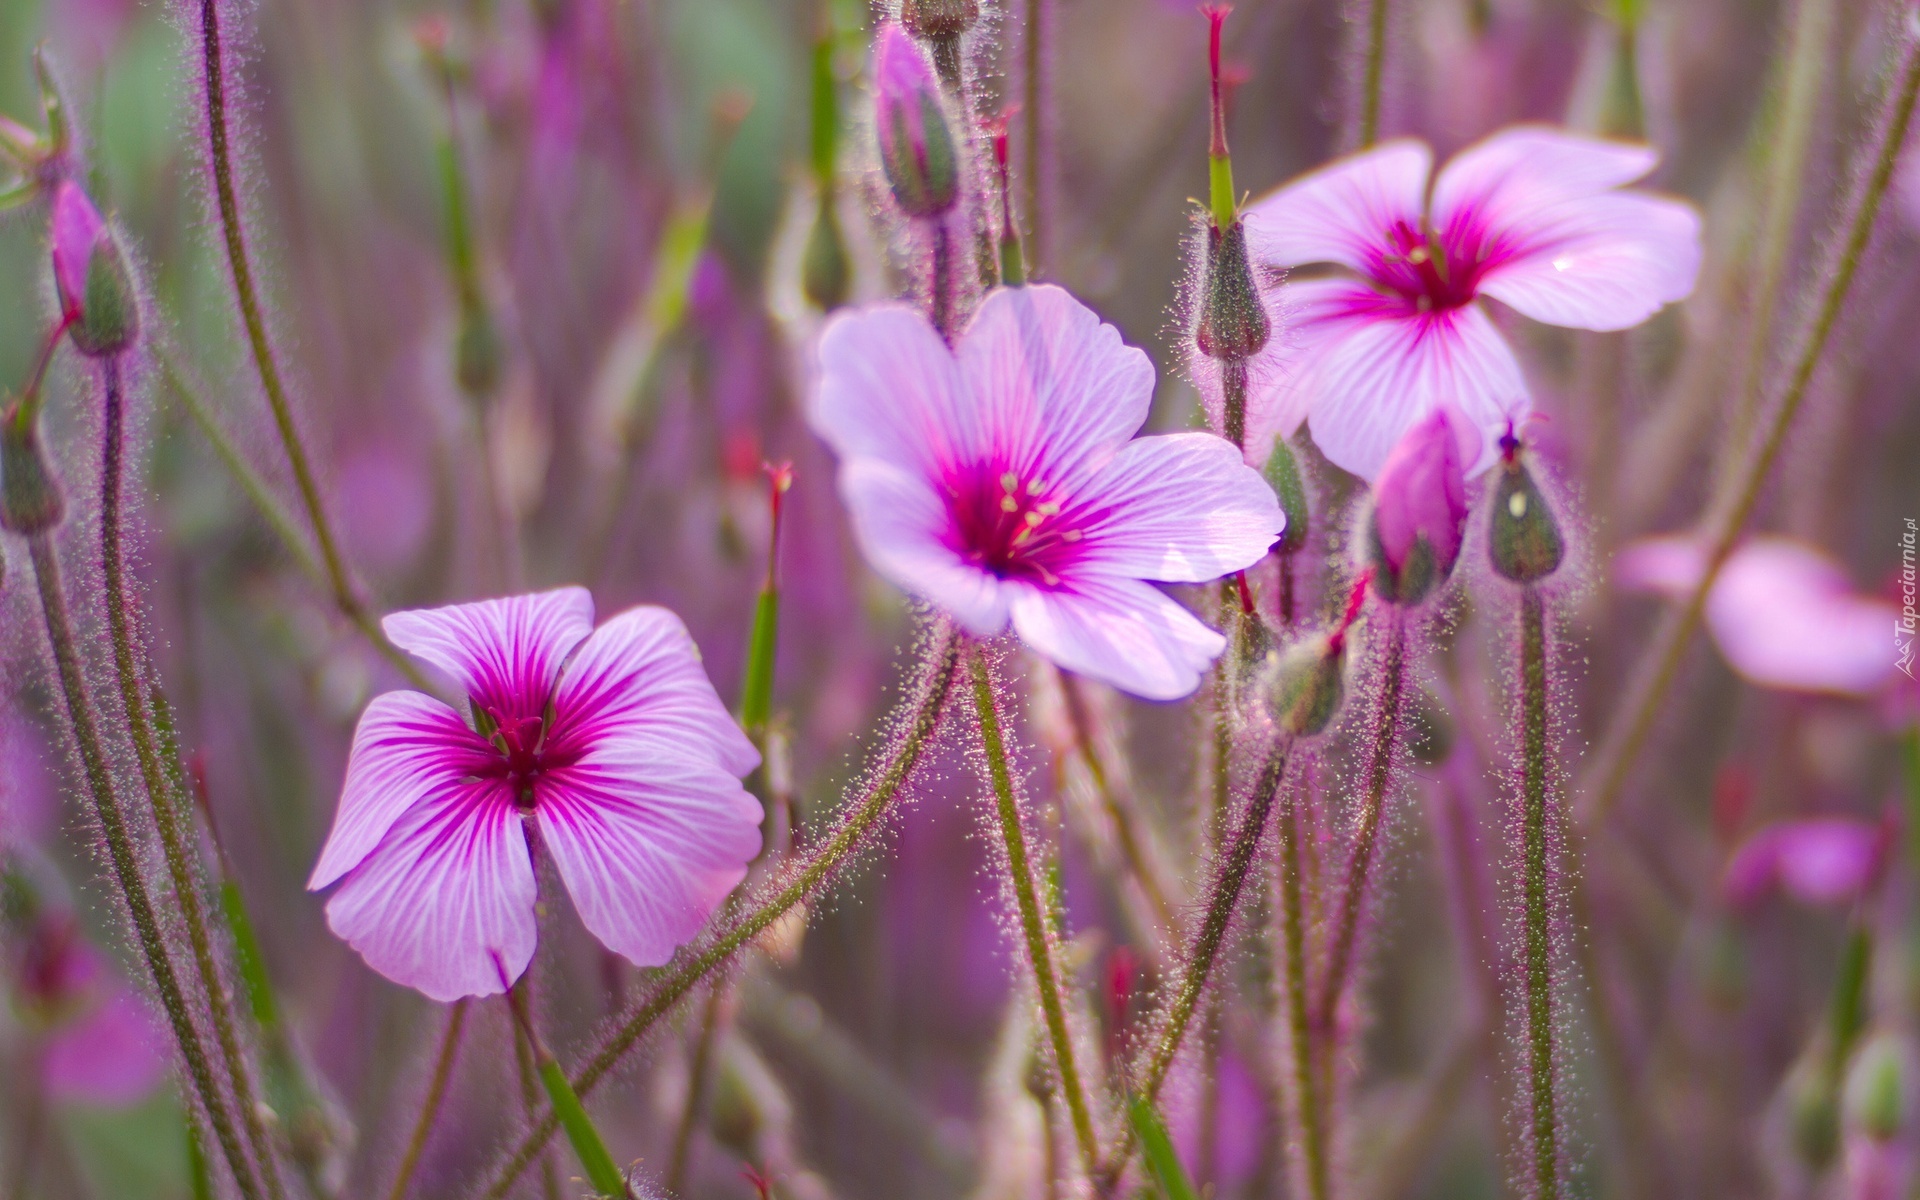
left=1722, top=818, right=1886, bottom=911
left=1616, top=536, right=1897, bottom=697
left=12, top=915, right=166, bottom=1106
left=1366, top=405, right=1476, bottom=604
left=810, top=285, right=1282, bottom=700
left=49, top=179, right=106, bottom=325
left=1241, top=126, right=1701, bottom=479
left=308, top=589, right=762, bottom=1002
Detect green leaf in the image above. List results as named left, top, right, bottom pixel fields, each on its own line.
left=1129, top=1095, right=1198, bottom=1200
left=539, top=1058, right=629, bottom=1198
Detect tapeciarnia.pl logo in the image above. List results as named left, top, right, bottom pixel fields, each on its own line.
left=1900, top=518, right=1917, bottom=680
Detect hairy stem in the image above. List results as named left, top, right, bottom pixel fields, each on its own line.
left=1518, top=588, right=1561, bottom=1199
left=1316, top=612, right=1406, bottom=1027
left=931, top=220, right=958, bottom=342
left=969, top=647, right=1102, bottom=1177
left=1358, top=0, right=1390, bottom=147
left=1581, top=23, right=1920, bottom=827
left=1057, top=670, right=1180, bottom=937
left=98, top=358, right=287, bottom=1200
left=1023, top=0, right=1050, bottom=270
left=479, top=627, right=963, bottom=1199
left=385, top=999, right=469, bottom=1200
left=1279, top=766, right=1329, bottom=1200
left=25, top=535, right=264, bottom=1200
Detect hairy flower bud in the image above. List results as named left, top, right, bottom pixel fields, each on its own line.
left=1266, top=635, right=1345, bottom=736
left=1263, top=434, right=1309, bottom=555
left=873, top=23, right=959, bottom=221
left=1489, top=431, right=1564, bottom=584
left=1194, top=221, right=1268, bottom=362
left=900, top=0, right=978, bottom=89
left=1367, top=407, right=1471, bottom=606
left=50, top=182, right=139, bottom=358
left=1, top=410, right=65, bottom=535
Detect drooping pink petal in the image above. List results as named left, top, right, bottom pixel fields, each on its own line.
left=49, top=181, right=106, bottom=320
left=323, top=780, right=535, bottom=1002
left=536, top=745, right=763, bottom=967
left=1241, top=141, right=1432, bottom=273
left=42, top=986, right=166, bottom=1106
left=1724, top=818, right=1883, bottom=910
left=955, top=285, right=1157, bottom=487
left=383, top=588, right=594, bottom=720
left=1370, top=405, right=1475, bottom=581
left=1007, top=576, right=1227, bottom=701
left=1071, top=432, right=1281, bottom=583
left=1432, top=127, right=1701, bottom=330
left=837, top=459, right=1013, bottom=635
left=308, top=691, right=498, bottom=890
left=811, top=303, right=967, bottom=477
left=1279, top=278, right=1525, bottom=480
left=1705, top=540, right=1897, bottom=696
left=548, top=605, right=760, bottom=778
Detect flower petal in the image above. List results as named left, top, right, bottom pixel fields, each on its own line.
left=1705, top=540, right=1897, bottom=696
left=1281, top=279, right=1526, bottom=480
left=308, top=691, right=496, bottom=890
left=323, top=781, right=535, bottom=1002
left=549, top=605, right=759, bottom=778
left=536, top=745, right=763, bottom=967
left=811, top=302, right=967, bottom=475
left=1433, top=126, right=1701, bottom=331
left=42, top=986, right=167, bottom=1107
left=1243, top=140, right=1432, bottom=273
left=383, top=588, right=594, bottom=719
left=1007, top=577, right=1226, bottom=701
left=955, top=284, right=1156, bottom=486
left=839, top=458, right=1011, bottom=635
left=1072, top=432, right=1282, bottom=583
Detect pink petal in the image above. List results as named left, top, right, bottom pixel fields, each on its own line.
left=1242, top=140, right=1432, bottom=273
left=308, top=691, right=497, bottom=890
left=811, top=302, right=967, bottom=477
left=1006, top=576, right=1226, bottom=701
left=323, top=781, right=536, bottom=1001
left=1432, top=127, right=1701, bottom=331
left=536, top=747, right=763, bottom=967
left=1724, top=818, right=1882, bottom=910
left=1072, top=432, right=1281, bottom=583
left=1281, top=278, right=1525, bottom=480
left=42, top=987, right=167, bottom=1107
left=1705, top=540, right=1897, bottom=696
left=383, top=588, right=594, bottom=719
left=1613, top=535, right=1706, bottom=597
left=955, top=285, right=1156, bottom=486
left=839, top=459, right=1012, bottom=635
left=49, top=181, right=106, bottom=318
left=548, top=605, right=760, bottom=779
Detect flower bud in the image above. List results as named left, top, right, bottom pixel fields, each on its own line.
left=1846, top=1033, right=1910, bottom=1143
left=873, top=23, right=959, bottom=221
left=455, top=304, right=503, bottom=400
left=1488, top=433, right=1564, bottom=584
left=1193, top=220, right=1268, bottom=362
left=2, top=409, right=65, bottom=535
left=50, top=182, right=139, bottom=358
left=1263, top=434, right=1309, bottom=556
left=900, top=0, right=978, bottom=89
left=1366, top=407, right=1471, bottom=607
left=802, top=196, right=851, bottom=311
left=1265, top=635, right=1346, bottom=737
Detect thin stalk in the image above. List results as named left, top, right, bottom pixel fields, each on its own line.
left=969, top=648, right=1101, bottom=1177
left=1278, top=766, right=1329, bottom=1200
left=1580, top=25, right=1920, bottom=828
left=664, top=984, right=728, bottom=1195
left=931, top=221, right=958, bottom=342
left=1022, top=0, right=1050, bottom=270
left=511, top=1006, right=564, bottom=1200
left=385, top=999, right=470, bottom=1200
left=25, top=535, right=265, bottom=1200
left=1221, top=360, right=1248, bottom=457
left=98, top=357, right=288, bottom=1200
left=1057, top=670, right=1180, bottom=935
left=479, top=627, right=964, bottom=1199
left=1518, top=588, right=1560, bottom=1199
left=502, top=978, right=629, bottom=1200
left=1358, top=0, right=1390, bottom=147
left=1315, top=611, right=1406, bottom=1027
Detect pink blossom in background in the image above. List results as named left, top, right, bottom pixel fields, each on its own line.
left=809, top=285, right=1282, bottom=701
left=12, top=916, right=166, bottom=1107
left=1241, top=126, right=1701, bottom=479
left=1616, top=536, right=1897, bottom=697
left=1722, top=818, right=1885, bottom=911
left=1368, top=404, right=1476, bottom=595
left=0, top=717, right=57, bottom=852
left=308, top=589, right=762, bottom=1002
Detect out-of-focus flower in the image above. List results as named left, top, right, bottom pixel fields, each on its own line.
left=873, top=22, right=959, bottom=221
left=10, top=913, right=166, bottom=1106
left=0, top=716, right=56, bottom=852
left=49, top=180, right=138, bottom=357
left=809, top=285, right=1282, bottom=700
left=1616, top=536, right=1897, bottom=697
left=1366, top=405, right=1475, bottom=606
left=1722, top=818, right=1886, bottom=911
left=1241, top=126, right=1700, bottom=479
left=308, top=589, right=762, bottom=1001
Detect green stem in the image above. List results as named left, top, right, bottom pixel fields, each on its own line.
left=1581, top=24, right=1920, bottom=828
left=502, top=983, right=629, bottom=1199
left=1519, top=588, right=1560, bottom=1199
left=1279, top=765, right=1329, bottom=1200
left=969, top=647, right=1101, bottom=1178
left=664, top=984, right=728, bottom=1195
left=1129, top=1096, right=1199, bottom=1200
left=931, top=221, right=958, bottom=342
left=98, top=357, right=287, bottom=1200
left=385, top=999, right=469, bottom=1200
left=1057, top=670, right=1180, bottom=936
left=1221, top=360, right=1248, bottom=455
left=25, top=534, right=265, bottom=1200
left=1316, top=611, right=1406, bottom=1027
left=1358, top=0, right=1390, bottom=147
left=480, top=627, right=964, bottom=1199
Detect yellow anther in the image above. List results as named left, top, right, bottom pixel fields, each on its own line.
left=1000, top=495, right=1019, bottom=513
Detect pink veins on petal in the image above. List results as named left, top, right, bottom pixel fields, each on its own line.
left=1241, top=126, right=1702, bottom=480
left=309, top=588, right=762, bottom=1002
left=810, top=284, right=1282, bottom=702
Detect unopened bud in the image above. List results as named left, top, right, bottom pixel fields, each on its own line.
left=900, top=0, right=978, bottom=89
left=873, top=23, right=960, bottom=221
left=1789, top=1060, right=1841, bottom=1169
left=1846, top=1034, right=1910, bottom=1143
left=1194, top=221, right=1267, bottom=362
left=33, top=48, right=69, bottom=161
left=1489, top=432, right=1564, bottom=584
left=802, top=196, right=851, bottom=311
left=1367, top=408, right=1472, bottom=606
left=455, top=305, right=503, bottom=399
left=1263, top=435, right=1308, bottom=556
left=50, top=182, right=139, bottom=358
left=1, top=410, right=65, bottom=535
left=1265, top=635, right=1346, bottom=736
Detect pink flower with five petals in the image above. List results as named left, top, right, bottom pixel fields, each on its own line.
left=1241, top=126, right=1702, bottom=479
left=810, top=285, right=1282, bottom=701
left=308, top=589, right=762, bottom=1002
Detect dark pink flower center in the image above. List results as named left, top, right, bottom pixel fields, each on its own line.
left=1376, top=219, right=1483, bottom=313
left=944, top=464, right=1087, bottom=588
left=475, top=705, right=581, bottom=807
